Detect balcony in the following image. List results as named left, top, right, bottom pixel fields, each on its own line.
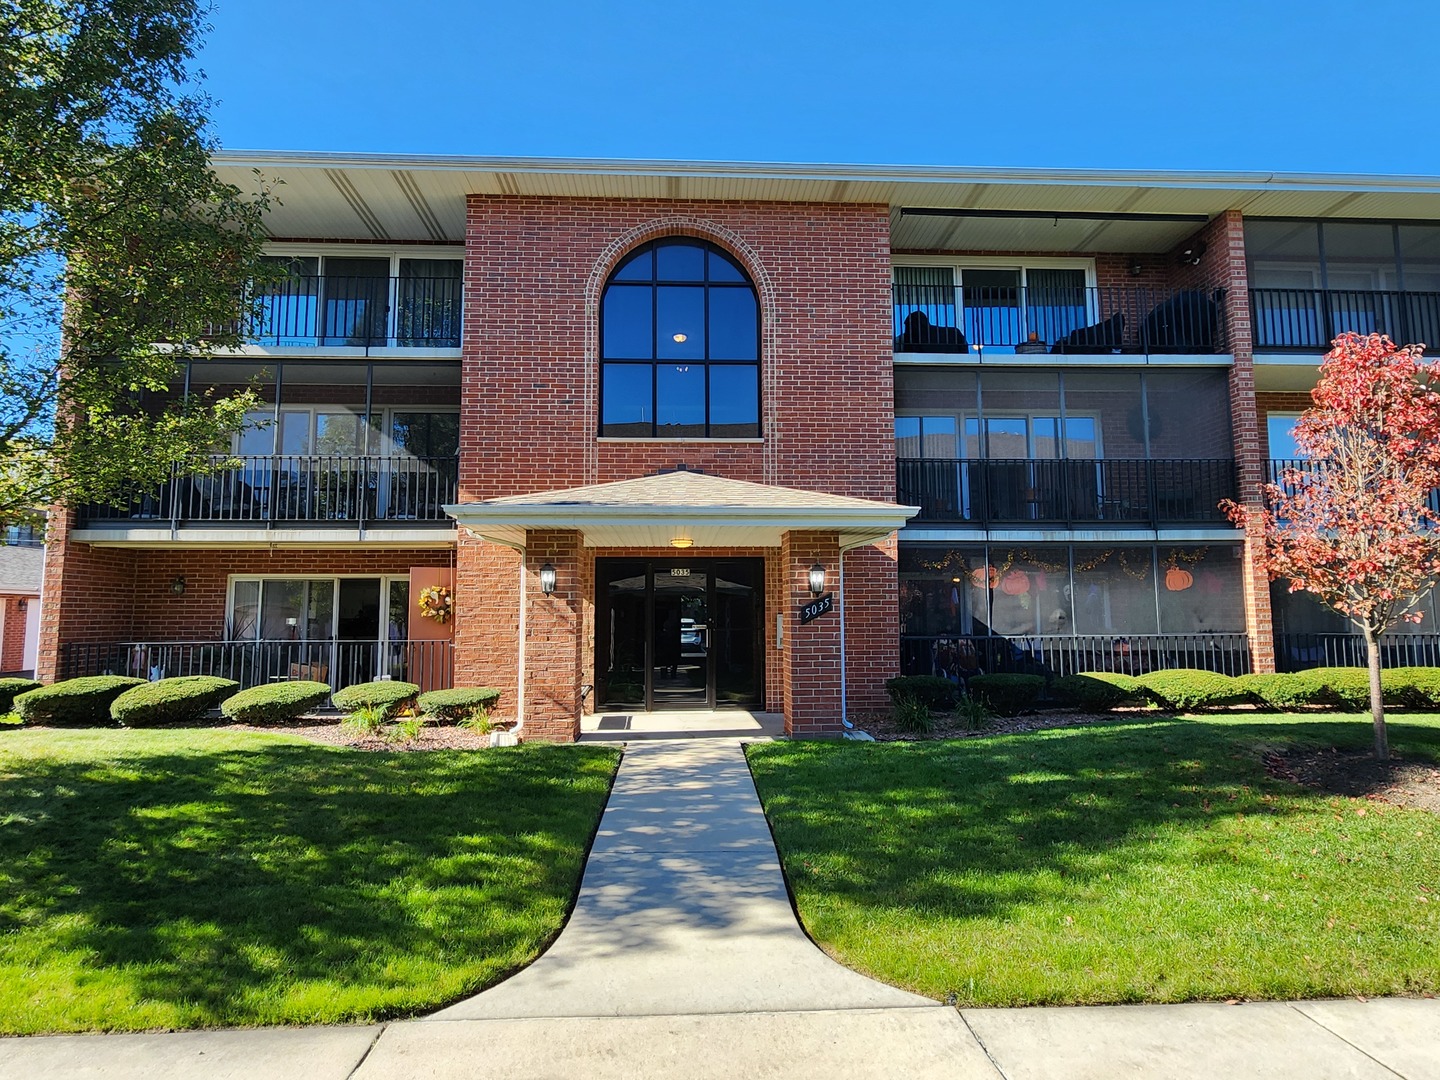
left=224, top=274, right=462, bottom=350
left=1267, top=458, right=1440, bottom=515
left=1275, top=632, right=1440, bottom=673
left=77, top=455, right=458, bottom=528
left=898, top=458, right=1238, bottom=527
left=901, top=632, right=1251, bottom=679
left=58, top=638, right=454, bottom=693
left=893, top=285, right=1228, bottom=357
left=1250, top=288, right=1440, bottom=352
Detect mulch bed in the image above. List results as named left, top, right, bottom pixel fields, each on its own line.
left=225, top=718, right=494, bottom=752
left=1264, top=746, right=1440, bottom=815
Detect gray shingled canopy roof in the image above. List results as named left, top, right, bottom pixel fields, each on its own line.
left=447, top=471, right=917, bottom=550
left=0, top=545, right=42, bottom=595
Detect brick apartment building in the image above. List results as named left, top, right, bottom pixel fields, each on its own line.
left=36, top=155, right=1440, bottom=739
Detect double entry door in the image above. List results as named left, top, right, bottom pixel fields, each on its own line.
left=596, top=558, right=764, bottom=710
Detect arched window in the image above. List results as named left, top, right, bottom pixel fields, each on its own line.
left=600, top=238, right=760, bottom=438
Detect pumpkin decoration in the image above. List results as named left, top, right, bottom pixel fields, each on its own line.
left=417, top=584, right=454, bottom=624
left=1164, top=566, right=1194, bottom=592
left=1000, top=570, right=1031, bottom=596
left=970, top=565, right=1000, bottom=589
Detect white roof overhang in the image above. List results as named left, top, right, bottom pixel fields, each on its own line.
left=211, top=151, right=1440, bottom=246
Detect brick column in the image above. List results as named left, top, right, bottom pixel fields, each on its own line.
left=1173, top=211, right=1274, bottom=673
left=781, top=530, right=842, bottom=737
left=1213, top=212, right=1275, bottom=672
left=520, top=529, right=584, bottom=742
left=453, top=533, right=521, bottom=718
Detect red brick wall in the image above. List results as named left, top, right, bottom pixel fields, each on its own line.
left=127, top=549, right=454, bottom=640
left=454, top=197, right=902, bottom=730
left=38, top=509, right=139, bottom=682
left=459, top=197, right=894, bottom=500
left=0, top=595, right=31, bottom=674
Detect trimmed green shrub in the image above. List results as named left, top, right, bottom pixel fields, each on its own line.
left=220, top=680, right=332, bottom=723
left=1295, top=666, right=1371, bottom=710
left=967, top=673, right=1044, bottom=716
left=417, top=687, right=502, bottom=724
left=1051, top=673, right=1140, bottom=711
left=110, top=676, right=239, bottom=726
left=330, top=680, right=420, bottom=717
left=1137, top=669, right=1248, bottom=711
left=14, top=675, right=146, bottom=725
left=0, top=678, right=42, bottom=713
left=883, top=675, right=957, bottom=711
left=1238, top=672, right=1327, bottom=711
left=1381, top=666, right=1440, bottom=709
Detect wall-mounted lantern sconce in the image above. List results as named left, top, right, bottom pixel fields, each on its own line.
left=169, top=576, right=186, bottom=596
left=808, top=563, right=827, bottom=596
left=540, top=563, right=557, bottom=595
left=1128, top=258, right=1144, bottom=276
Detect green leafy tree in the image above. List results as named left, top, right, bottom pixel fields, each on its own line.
left=0, top=0, right=276, bottom=528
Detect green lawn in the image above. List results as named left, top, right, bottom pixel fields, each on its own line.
left=747, top=713, right=1440, bottom=1007
left=0, top=728, right=618, bottom=1034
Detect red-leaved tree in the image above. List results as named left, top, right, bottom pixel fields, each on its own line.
left=1225, top=332, right=1440, bottom=759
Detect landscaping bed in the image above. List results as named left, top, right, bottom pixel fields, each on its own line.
left=0, top=728, right=619, bottom=1034
left=747, top=713, right=1440, bottom=1007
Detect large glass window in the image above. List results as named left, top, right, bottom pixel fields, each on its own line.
left=600, top=239, right=760, bottom=438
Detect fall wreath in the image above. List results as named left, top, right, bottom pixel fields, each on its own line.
left=417, top=585, right=453, bottom=624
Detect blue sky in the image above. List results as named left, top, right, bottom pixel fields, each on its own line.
left=201, top=0, right=1440, bottom=173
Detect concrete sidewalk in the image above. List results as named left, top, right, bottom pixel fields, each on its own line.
left=4, top=738, right=1439, bottom=1079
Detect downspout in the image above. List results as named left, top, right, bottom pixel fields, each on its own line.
left=838, top=549, right=849, bottom=731
left=512, top=556, right=527, bottom=742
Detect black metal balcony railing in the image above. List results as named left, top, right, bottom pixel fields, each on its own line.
left=1250, top=288, right=1440, bottom=351
left=892, top=285, right=1227, bottom=355
left=1266, top=458, right=1440, bottom=515
left=898, top=458, right=1237, bottom=527
left=902, top=633, right=1252, bottom=680
left=1275, top=632, right=1440, bottom=673
left=223, top=275, right=462, bottom=348
left=59, top=639, right=455, bottom=693
left=78, top=455, right=458, bottom=527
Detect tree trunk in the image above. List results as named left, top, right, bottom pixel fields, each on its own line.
left=1364, top=626, right=1389, bottom=760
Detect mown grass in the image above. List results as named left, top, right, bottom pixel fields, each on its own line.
left=0, top=728, right=618, bottom=1033
left=747, top=713, right=1440, bottom=1006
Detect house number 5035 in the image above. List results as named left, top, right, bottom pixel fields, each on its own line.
left=799, top=593, right=834, bottom=624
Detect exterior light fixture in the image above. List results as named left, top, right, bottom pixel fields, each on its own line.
left=169, top=576, right=186, bottom=596
left=539, top=563, right=557, bottom=595
left=808, top=563, right=827, bottom=596
left=670, top=536, right=694, bottom=549
left=672, top=333, right=688, bottom=343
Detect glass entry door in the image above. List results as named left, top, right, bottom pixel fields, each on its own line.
left=597, top=558, right=763, bottom=710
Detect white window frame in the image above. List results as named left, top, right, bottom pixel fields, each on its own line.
left=892, top=256, right=1099, bottom=349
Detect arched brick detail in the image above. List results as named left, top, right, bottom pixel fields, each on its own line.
left=582, top=217, right=780, bottom=484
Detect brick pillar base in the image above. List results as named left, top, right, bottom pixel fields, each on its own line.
left=782, top=530, right=842, bottom=737
left=520, top=529, right=583, bottom=743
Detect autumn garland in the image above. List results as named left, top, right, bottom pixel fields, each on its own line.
left=417, top=585, right=453, bottom=624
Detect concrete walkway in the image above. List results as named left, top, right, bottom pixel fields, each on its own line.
left=5, top=737, right=1440, bottom=1078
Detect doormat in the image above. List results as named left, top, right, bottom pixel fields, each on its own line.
left=596, top=715, right=632, bottom=731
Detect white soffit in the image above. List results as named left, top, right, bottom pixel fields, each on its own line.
left=213, top=152, right=1440, bottom=244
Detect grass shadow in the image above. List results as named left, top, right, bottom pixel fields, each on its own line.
left=0, top=730, right=618, bottom=1033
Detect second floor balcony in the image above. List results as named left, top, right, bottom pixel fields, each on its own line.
left=223, top=273, right=463, bottom=350
left=893, top=284, right=1229, bottom=358
left=899, top=457, right=1238, bottom=528
left=78, top=454, right=458, bottom=529
left=1250, top=288, right=1440, bottom=352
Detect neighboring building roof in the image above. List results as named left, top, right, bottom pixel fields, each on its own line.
left=447, top=471, right=918, bottom=551
left=210, top=151, right=1440, bottom=249
left=0, top=544, right=43, bottom=596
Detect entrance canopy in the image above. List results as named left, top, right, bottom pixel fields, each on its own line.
left=445, top=471, right=918, bottom=549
